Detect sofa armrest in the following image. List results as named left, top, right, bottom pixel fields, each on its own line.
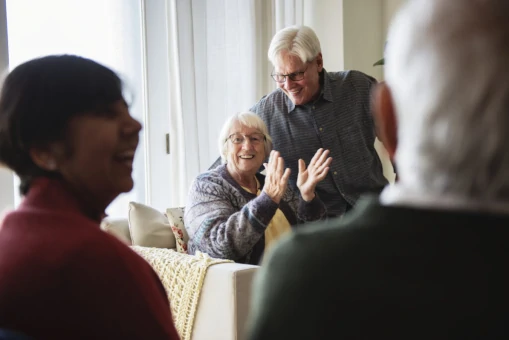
left=100, top=217, right=132, bottom=245
left=193, top=263, right=258, bottom=340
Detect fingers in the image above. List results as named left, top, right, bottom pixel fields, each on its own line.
left=268, top=150, right=285, bottom=177
left=316, top=149, right=330, bottom=166
left=282, top=167, right=291, bottom=184
left=307, top=149, right=332, bottom=180
left=267, top=150, right=279, bottom=165
left=314, top=166, right=330, bottom=181
left=265, top=151, right=276, bottom=175
left=263, top=150, right=291, bottom=203
left=309, top=148, right=323, bottom=166
left=306, top=150, right=332, bottom=184
left=298, top=158, right=305, bottom=174
left=276, top=153, right=285, bottom=177
left=316, top=156, right=332, bottom=172
left=312, top=158, right=332, bottom=178
left=309, top=148, right=330, bottom=168
left=266, top=150, right=290, bottom=180
left=279, top=168, right=291, bottom=194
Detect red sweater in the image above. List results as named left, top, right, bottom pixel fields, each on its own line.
left=0, top=178, right=180, bottom=339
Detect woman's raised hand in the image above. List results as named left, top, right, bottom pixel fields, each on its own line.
left=262, top=150, right=291, bottom=204
left=297, top=148, right=332, bottom=201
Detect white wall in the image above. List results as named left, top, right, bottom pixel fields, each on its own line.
left=342, top=0, right=405, bottom=184
left=343, top=0, right=383, bottom=80
left=342, top=0, right=406, bottom=79
left=0, top=0, right=15, bottom=216
left=383, top=0, right=406, bottom=40
left=382, top=0, right=406, bottom=80
left=303, top=0, right=344, bottom=72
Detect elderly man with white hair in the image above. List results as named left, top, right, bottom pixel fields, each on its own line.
left=248, top=25, right=388, bottom=218
left=246, top=0, right=509, bottom=339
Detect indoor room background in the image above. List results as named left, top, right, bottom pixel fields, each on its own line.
left=0, top=0, right=404, bottom=218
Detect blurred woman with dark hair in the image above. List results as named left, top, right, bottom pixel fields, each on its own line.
left=0, top=55, right=179, bottom=339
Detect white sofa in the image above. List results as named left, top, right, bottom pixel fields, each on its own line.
left=101, top=217, right=258, bottom=340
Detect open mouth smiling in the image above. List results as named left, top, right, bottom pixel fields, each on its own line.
left=114, top=150, right=136, bottom=167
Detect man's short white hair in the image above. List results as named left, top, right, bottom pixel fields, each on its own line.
left=268, top=26, right=321, bottom=66
left=386, top=0, right=509, bottom=201
left=218, top=112, right=273, bottom=164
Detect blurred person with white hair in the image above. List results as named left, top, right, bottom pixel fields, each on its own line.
left=246, top=0, right=509, bottom=339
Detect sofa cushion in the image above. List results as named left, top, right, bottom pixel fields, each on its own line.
left=166, top=207, right=189, bottom=253
left=100, top=217, right=132, bottom=245
left=128, top=202, right=176, bottom=249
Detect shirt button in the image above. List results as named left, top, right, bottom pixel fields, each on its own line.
left=333, top=171, right=338, bottom=175
left=312, top=106, right=315, bottom=110
left=319, top=127, right=323, bottom=132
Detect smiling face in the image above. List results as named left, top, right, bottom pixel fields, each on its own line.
left=49, top=100, right=141, bottom=212
left=274, top=51, right=323, bottom=106
left=225, top=123, right=267, bottom=181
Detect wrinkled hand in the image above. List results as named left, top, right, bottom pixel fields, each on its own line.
left=297, top=148, right=332, bottom=201
left=262, top=150, right=291, bottom=204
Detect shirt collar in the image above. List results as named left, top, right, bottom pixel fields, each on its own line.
left=321, top=69, right=334, bottom=102
left=285, top=69, right=333, bottom=113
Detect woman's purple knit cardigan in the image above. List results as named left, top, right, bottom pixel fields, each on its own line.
left=184, top=164, right=327, bottom=264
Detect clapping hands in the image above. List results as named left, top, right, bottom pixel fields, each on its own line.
left=263, top=149, right=332, bottom=203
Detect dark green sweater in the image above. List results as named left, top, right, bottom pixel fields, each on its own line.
left=246, top=196, right=509, bottom=339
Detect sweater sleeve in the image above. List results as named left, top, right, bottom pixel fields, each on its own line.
left=282, top=186, right=327, bottom=223
left=67, top=236, right=180, bottom=339
left=184, top=175, right=279, bottom=261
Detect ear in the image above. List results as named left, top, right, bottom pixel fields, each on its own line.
left=29, top=143, right=64, bottom=172
left=373, top=82, right=398, bottom=161
left=315, top=53, right=323, bottom=72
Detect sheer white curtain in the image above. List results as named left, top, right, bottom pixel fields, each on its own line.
left=162, top=0, right=274, bottom=208
left=180, top=0, right=272, bottom=174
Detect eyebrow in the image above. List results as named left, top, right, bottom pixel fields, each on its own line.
left=274, top=69, right=305, bottom=76
left=231, top=132, right=263, bottom=135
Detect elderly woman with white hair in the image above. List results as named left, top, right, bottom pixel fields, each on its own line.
left=184, top=112, right=332, bottom=264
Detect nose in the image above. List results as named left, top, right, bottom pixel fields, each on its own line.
left=240, top=138, right=254, bottom=148
left=283, top=77, right=296, bottom=90
left=132, top=117, right=143, bottom=133
left=123, top=115, right=143, bottom=136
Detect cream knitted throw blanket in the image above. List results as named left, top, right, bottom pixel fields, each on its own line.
left=131, top=246, right=232, bottom=340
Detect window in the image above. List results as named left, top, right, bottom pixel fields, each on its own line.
left=6, top=0, right=146, bottom=217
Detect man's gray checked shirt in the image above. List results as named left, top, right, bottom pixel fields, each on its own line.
left=250, top=69, right=388, bottom=217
